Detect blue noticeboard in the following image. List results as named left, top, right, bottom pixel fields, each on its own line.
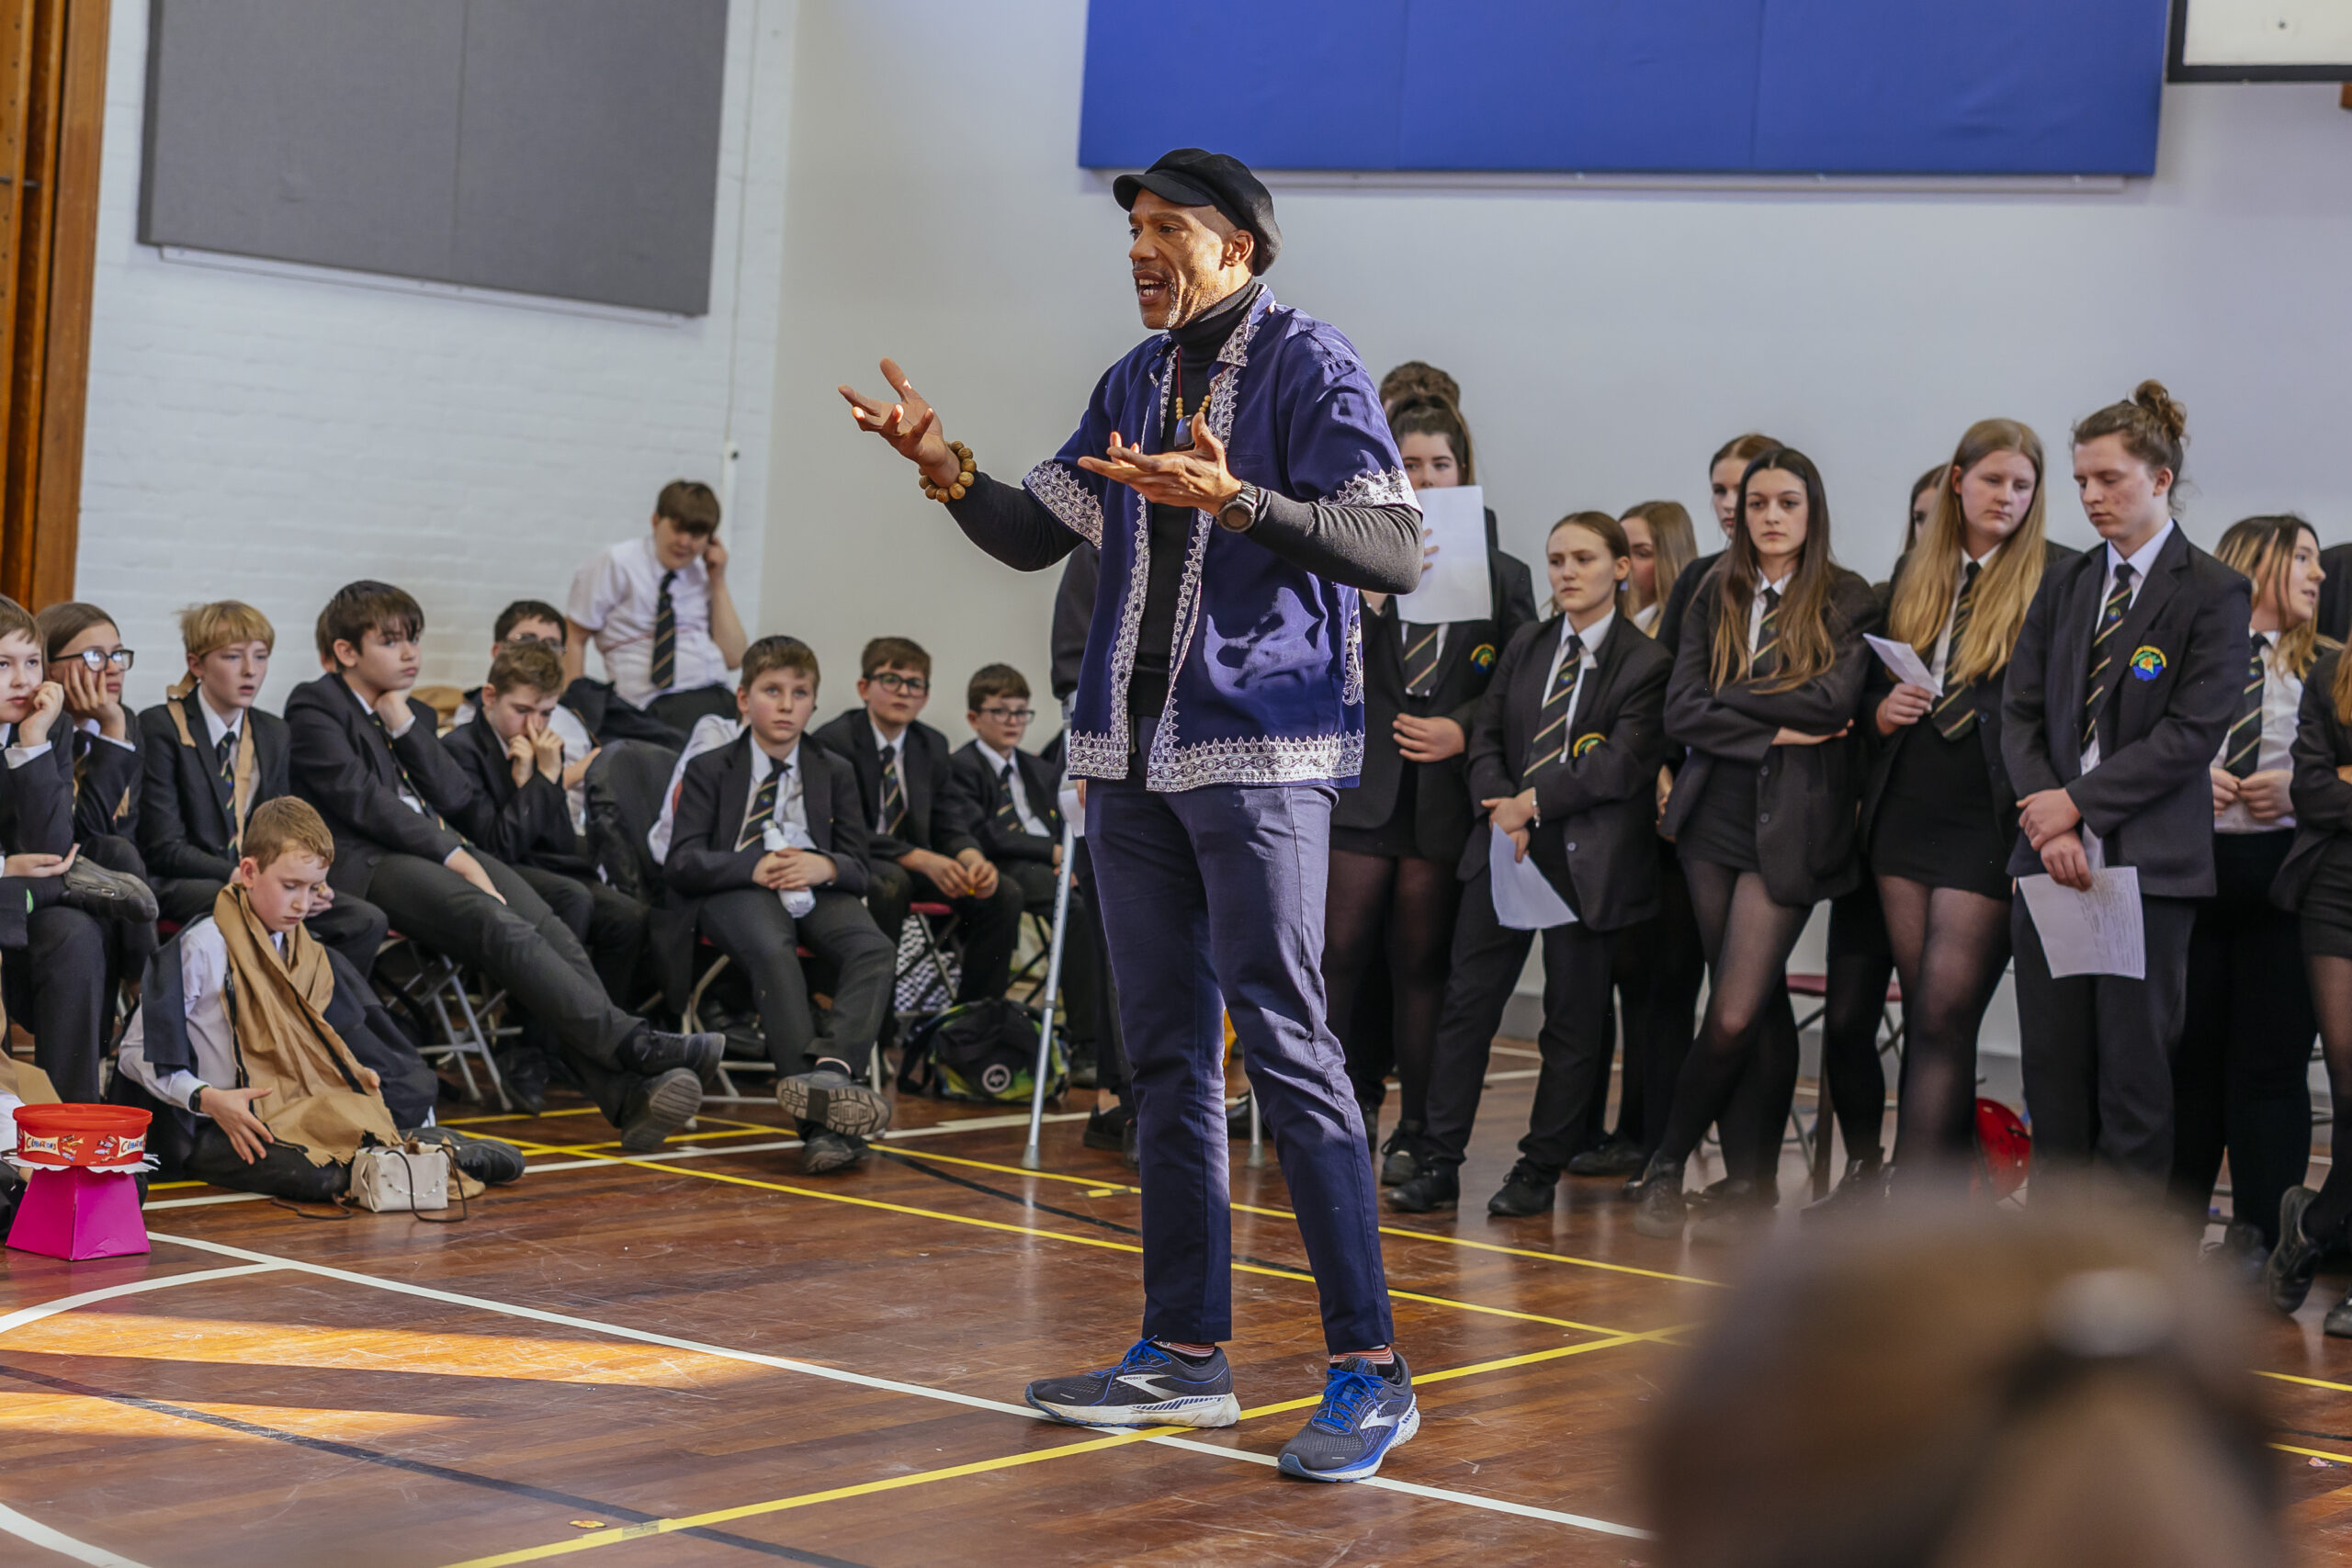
left=1077, top=0, right=2168, bottom=177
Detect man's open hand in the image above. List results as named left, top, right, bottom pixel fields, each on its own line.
left=840, top=359, right=961, bottom=487
left=1077, top=427, right=1245, bottom=513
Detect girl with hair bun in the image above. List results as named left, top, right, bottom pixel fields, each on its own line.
left=2000, top=381, right=2249, bottom=1185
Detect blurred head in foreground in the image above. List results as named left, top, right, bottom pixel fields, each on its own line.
left=1646, top=1201, right=2283, bottom=1568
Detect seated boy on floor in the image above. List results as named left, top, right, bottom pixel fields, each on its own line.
left=115, top=797, right=523, bottom=1194
left=444, top=638, right=644, bottom=1012
left=663, top=636, right=896, bottom=1173
left=566, top=479, right=746, bottom=741
left=811, top=637, right=1023, bottom=1013
left=286, top=580, right=721, bottom=1151
left=139, top=601, right=388, bottom=976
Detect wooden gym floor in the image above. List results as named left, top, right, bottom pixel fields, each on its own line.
left=6, top=1048, right=2352, bottom=1567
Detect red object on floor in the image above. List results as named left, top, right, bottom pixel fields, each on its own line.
left=1973, top=1098, right=2031, bottom=1198
left=12, top=1104, right=151, bottom=1168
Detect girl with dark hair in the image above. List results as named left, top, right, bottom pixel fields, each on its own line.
left=1856, top=421, right=2068, bottom=1192
left=2172, top=515, right=2324, bottom=1258
left=1635, top=449, right=1882, bottom=1242
left=1323, top=383, right=1536, bottom=1181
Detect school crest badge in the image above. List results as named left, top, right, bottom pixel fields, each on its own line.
left=1471, top=643, right=1497, bottom=671
left=1572, top=733, right=1605, bottom=759
left=2128, top=646, right=2166, bottom=681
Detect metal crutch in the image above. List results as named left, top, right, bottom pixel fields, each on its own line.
left=1020, top=814, right=1080, bottom=1170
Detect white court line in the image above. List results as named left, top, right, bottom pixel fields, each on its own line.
left=144, top=1231, right=1648, bottom=1540
left=0, top=1502, right=151, bottom=1568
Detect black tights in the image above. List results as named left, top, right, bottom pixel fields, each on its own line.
left=1324, top=850, right=1460, bottom=1133
left=1655, top=861, right=1813, bottom=1170
left=1877, top=877, right=2012, bottom=1179
left=1817, top=887, right=1894, bottom=1163
left=2302, top=955, right=2352, bottom=1245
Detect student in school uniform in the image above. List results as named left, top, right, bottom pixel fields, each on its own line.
left=2001, top=383, right=2248, bottom=1188
left=2266, top=615, right=2352, bottom=1332
left=287, top=580, right=723, bottom=1150
left=138, top=601, right=389, bottom=976
left=565, top=479, right=749, bottom=739
left=812, top=636, right=1023, bottom=1010
left=442, top=639, right=646, bottom=1011
left=663, top=636, right=898, bottom=1172
left=34, top=603, right=146, bottom=853
left=452, top=600, right=572, bottom=722
left=2169, top=515, right=2324, bottom=1257
left=1634, top=447, right=1883, bottom=1244
left=1389, top=512, right=1672, bottom=1215
left=1325, top=391, right=1536, bottom=1183
left=1857, top=420, right=2069, bottom=1199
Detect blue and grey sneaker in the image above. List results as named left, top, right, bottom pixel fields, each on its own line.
left=1023, top=1340, right=1241, bottom=1429
left=1276, top=1353, right=1419, bottom=1482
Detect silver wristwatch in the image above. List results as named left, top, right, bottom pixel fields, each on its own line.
left=1216, top=483, right=1262, bottom=533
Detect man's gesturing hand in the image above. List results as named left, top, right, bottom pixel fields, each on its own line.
left=840, top=358, right=961, bottom=488
left=1078, top=428, right=1246, bottom=513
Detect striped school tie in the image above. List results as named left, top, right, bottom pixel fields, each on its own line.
left=1929, top=560, right=1984, bottom=740
left=2224, top=633, right=2269, bottom=779
left=995, top=761, right=1024, bottom=834
left=1526, top=630, right=1585, bottom=774
left=215, top=728, right=237, bottom=785
left=878, top=744, right=908, bottom=836
left=738, top=764, right=783, bottom=849
left=650, top=570, right=678, bottom=690
left=1402, top=622, right=1442, bottom=696
left=1749, top=586, right=1782, bottom=682
left=2080, top=562, right=2136, bottom=754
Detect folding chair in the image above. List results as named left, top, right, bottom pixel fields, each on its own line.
left=372, top=931, right=514, bottom=1111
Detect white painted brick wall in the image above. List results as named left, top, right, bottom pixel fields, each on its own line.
left=74, top=0, right=796, bottom=710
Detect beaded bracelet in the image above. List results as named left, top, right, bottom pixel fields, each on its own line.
left=919, top=440, right=976, bottom=502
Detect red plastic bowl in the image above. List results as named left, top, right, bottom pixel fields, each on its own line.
left=13, top=1104, right=151, bottom=1168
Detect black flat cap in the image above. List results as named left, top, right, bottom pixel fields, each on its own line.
left=1114, top=148, right=1281, bottom=275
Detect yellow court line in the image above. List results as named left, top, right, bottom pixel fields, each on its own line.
left=2275, top=1442, right=2352, bottom=1464
left=880, top=1144, right=1725, bottom=1290
left=2260, top=1370, right=2352, bottom=1395
left=494, top=1132, right=1648, bottom=1340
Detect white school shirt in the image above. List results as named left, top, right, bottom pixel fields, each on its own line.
left=742, top=739, right=811, bottom=840
left=2213, top=628, right=2300, bottom=835
left=567, top=536, right=727, bottom=707
left=1633, top=602, right=1660, bottom=636
left=198, top=689, right=243, bottom=751
left=74, top=716, right=138, bottom=757
left=1928, top=543, right=2004, bottom=687
left=1540, top=607, right=1615, bottom=746
left=1398, top=622, right=1447, bottom=691
left=116, top=919, right=281, bottom=1113
left=978, top=739, right=1049, bottom=836
left=2079, top=521, right=2175, bottom=775
left=1746, top=570, right=1794, bottom=649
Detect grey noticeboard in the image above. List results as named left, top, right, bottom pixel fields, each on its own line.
left=139, top=0, right=730, bottom=316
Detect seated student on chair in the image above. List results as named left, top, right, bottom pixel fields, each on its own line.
left=1390, top=513, right=1672, bottom=1218
left=663, top=636, right=897, bottom=1173
left=812, top=637, right=1023, bottom=1009
left=443, top=639, right=644, bottom=1011
left=565, top=479, right=746, bottom=740
left=0, top=595, right=152, bottom=1104
left=286, top=580, right=722, bottom=1151
left=115, top=796, right=523, bottom=1195
left=472, top=595, right=667, bottom=750
left=138, top=601, right=388, bottom=976
left=951, top=662, right=1111, bottom=1071
left=453, top=600, right=570, bottom=722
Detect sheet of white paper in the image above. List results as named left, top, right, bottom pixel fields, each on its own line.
left=1059, top=784, right=1085, bottom=840
left=1864, top=633, right=1941, bottom=696
left=1394, top=484, right=1488, bottom=626
left=2018, top=865, right=2144, bottom=978
left=1488, top=824, right=1577, bottom=931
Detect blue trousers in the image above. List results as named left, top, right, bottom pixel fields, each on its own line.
left=1088, top=748, right=1394, bottom=1355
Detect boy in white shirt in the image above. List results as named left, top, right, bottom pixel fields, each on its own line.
left=565, top=480, right=747, bottom=739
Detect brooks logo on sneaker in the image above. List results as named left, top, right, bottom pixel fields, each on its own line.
left=1360, top=1408, right=1402, bottom=1430
left=1114, top=1373, right=1191, bottom=1400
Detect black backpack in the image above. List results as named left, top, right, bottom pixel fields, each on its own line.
left=900, top=998, right=1065, bottom=1103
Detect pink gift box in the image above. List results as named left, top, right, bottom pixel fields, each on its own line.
left=6, top=1166, right=150, bottom=1260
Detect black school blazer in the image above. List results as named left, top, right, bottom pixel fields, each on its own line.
left=1460, top=612, right=1672, bottom=932
left=1999, top=527, right=2248, bottom=898
left=663, top=733, right=873, bottom=900
left=1662, top=565, right=1883, bottom=908
left=951, top=741, right=1063, bottom=865
left=442, top=716, right=593, bottom=877
left=0, top=719, right=71, bottom=857
left=284, top=673, right=489, bottom=897
left=137, top=694, right=291, bottom=886
left=2273, top=649, right=2352, bottom=911
left=809, top=711, right=978, bottom=864
left=1860, top=539, right=2079, bottom=857
left=1336, top=542, right=1539, bottom=863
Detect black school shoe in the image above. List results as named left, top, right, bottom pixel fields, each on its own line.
left=61, top=858, right=158, bottom=922
left=1379, top=1122, right=1424, bottom=1187
left=624, top=1029, right=725, bottom=1086
left=1487, top=1160, right=1558, bottom=1218
left=777, top=1065, right=892, bottom=1138
left=1082, top=1102, right=1135, bottom=1154
left=2267, top=1187, right=2328, bottom=1314
left=801, top=1128, right=869, bottom=1174
left=405, top=1126, right=526, bottom=1185
left=1388, top=1168, right=1459, bottom=1213
left=1566, top=1136, right=1646, bottom=1179
left=1800, top=1154, right=1886, bottom=1227
left=1632, top=1158, right=1689, bottom=1240
left=618, top=1067, right=703, bottom=1153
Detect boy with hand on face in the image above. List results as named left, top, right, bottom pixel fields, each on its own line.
left=286, top=581, right=722, bottom=1151
left=566, top=480, right=748, bottom=740
left=139, top=601, right=389, bottom=976
left=812, top=637, right=1023, bottom=1011
left=664, top=637, right=897, bottom=1173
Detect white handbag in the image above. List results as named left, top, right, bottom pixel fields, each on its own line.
left=349, top=1144, right=451, bottom=1213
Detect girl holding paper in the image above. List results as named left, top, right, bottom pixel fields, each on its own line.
left=1859, top=420, right=2069, bottom=1191
left=1634, top=449, right=1883, bottom=1243
left=1390, top=512, right=1671, bottom=1216
left=1322, top=390, right=1537, bottom=1184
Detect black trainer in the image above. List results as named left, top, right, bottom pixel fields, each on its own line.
left=777, top=1064, right=892, bottom=1137
left=1378, top=1122, right=1423, bottom=1187
left=1632, top=1158, right=1688, bottom=1240
left=2267, top=1187, right=2327, bottom=1314
left=801, top=1127, right=869, bottom=1174
left=1800, top=1154, right=1886, bottom=1227
left=1025, top=1340, right=1240, bottom=1429
left=618, top=1067, right=702, bottom=1153
left=1487, top=1159, right=1557, bottom=1218
left=405, top=1126, right=526, bottom=1185
left=1387, top=1168, right=1458, bottom=1213
left=1566, top=1136, right=1645, bottom=1179
left=61, top=858, right=158, bottom=922
left=2326, top=1285, right=2352, bottom=1339
left=625, top=1029, right=725, bottom=1086
left=1276, top=1354, right=1418, bottom=1483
